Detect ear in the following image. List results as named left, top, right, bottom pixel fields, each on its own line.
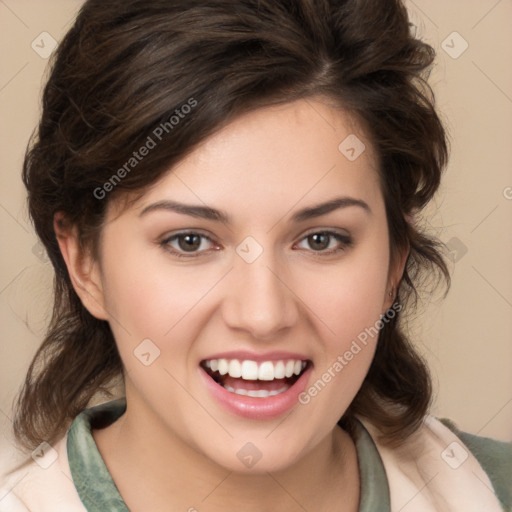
left=54, top=212, right=109, bottom=320
left=384, top=243, right=409, bottom=312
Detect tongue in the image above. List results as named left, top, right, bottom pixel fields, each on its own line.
left=222, top=375, right=290, bottom=391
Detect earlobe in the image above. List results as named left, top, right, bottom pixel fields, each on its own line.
left=53, top=212, right=109, bottom=321
left=384, top=244, right=410, bottom=311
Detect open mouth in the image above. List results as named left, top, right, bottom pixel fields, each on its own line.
left=200, top=358, right=310, bottom=398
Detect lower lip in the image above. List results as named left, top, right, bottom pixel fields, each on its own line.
left=199, top=365, right=312, bottom=420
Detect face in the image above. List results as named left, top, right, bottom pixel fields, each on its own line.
left=88, top=98, right=401, bottom=473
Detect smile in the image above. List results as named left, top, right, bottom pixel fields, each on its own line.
left=199, top=356, right=312, bottom=419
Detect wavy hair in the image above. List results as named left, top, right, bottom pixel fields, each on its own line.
left=15, top=0, right=449, bottom=450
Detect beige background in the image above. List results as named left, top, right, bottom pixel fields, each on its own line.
left=1, top=0, right=511, bottom=466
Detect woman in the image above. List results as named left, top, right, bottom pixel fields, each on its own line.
left=1, top=0, right=510, bottom=510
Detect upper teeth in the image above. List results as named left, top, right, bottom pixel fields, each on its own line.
left=204, top=359, right=306, bottom=381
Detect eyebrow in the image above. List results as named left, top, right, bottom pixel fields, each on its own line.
left=139, top=196, right=371, bottom=223
left=139, top=200, right=230, bottom=223
left=291, top=196, right=371, bottom=222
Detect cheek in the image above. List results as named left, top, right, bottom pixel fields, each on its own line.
left=301, top=238, right=390, bottom=346
left=99, top=244, right=224, bottom=367
left=295, top=249, right=389, bottom=426
left=101, top=242, right=199, bottom=329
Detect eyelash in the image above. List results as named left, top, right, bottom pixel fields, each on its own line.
left=159, top=230, right=353, bottom=259
left=160, top=232, right=219, bottom=259
left=295, top=231, right=353, bottom=255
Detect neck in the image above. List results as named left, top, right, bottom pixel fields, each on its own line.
left=93, top=395, right=360, bottom=512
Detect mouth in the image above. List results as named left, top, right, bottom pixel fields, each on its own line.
left=200, top=358, right=311, bottom=398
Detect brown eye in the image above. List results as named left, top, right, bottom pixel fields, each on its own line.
left=295, top=231, right=352, bottom=254
left=307, top=233, right=330, bottom=251
left=160, top=231, right=217, bottom=257
left=177, top=233, right=202, bottom=252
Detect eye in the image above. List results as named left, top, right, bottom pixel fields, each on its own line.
left=160, top=231, right=219, bottom=257
left=295, top=231, right=352, bottom=254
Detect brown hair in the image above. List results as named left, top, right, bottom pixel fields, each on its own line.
left=15, top=0, right=449, bottom=450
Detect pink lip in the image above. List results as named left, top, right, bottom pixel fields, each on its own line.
left=201, top=350, right=309, bottom=363
left=198, top=363, right=312, bottom=420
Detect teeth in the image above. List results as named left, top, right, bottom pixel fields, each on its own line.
left=240, top=360, right=259, bottom=380
left=228, top=359, right=242, bottom=378
left=203, top=358, right=307, bottom=381
left=218, top=359, right=229, bottom=375
left=269, top=386, right=289, bottom=396
left=274, top=361, right=285, bottom=379
left=223, top=385, right=289, bottom=397
left=258, top=361, right=275, bottom=381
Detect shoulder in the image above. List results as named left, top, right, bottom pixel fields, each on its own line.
left=439, top=417, right=512, bottom=511
left=0, top=436, right=86, bottom=512
left=359, top=414, right=511, bottom=512
left=0, top=399, right=126, bottom=511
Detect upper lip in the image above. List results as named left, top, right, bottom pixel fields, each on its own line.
left=201, top=350, right=310, bottom=363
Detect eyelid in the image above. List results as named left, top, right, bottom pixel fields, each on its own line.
left=296, top=227, right=352, bottom=244
left=160, top=228, right=213, bottom=241
left=293, top=229, right=353, bottom=254
left=299, top=226, right=351, bottom=238
left=159, top=230, right=220, bottom=258
left=159, top=228, right=352, bottom=259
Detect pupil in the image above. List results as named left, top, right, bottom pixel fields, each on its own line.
left=309, top=233, right=329, bottom=250
left=179, top=234, right=201, bottom=251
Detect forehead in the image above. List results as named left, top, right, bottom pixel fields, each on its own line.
left=112, top=98, right=383, bottom=223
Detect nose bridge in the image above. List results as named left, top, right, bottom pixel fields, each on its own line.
left=223, top=244, right=298, bottom=338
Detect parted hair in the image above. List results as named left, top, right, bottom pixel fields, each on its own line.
left=15, top=0, right=449, bottom=450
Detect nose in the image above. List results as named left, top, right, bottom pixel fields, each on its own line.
left=221, top=251, right=300, bottom=340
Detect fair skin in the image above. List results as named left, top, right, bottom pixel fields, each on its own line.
left=56, top=98, right=407, bottom=511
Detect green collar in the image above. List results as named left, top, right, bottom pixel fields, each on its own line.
left=67, top=399, right=129, bottom=511
left=67, top=399, right=390, bottom=511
